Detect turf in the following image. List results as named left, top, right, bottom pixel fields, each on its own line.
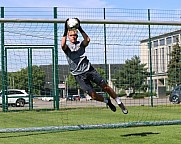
left=0, top=105, right=180, bottom=128
left=0, top=125, right=180, bottom=144
left=0, top=105, right=180, bottom=143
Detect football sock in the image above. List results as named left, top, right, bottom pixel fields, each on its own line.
left=104, top=98, right=108, bottom=104
left=115, top=97, right=122, bottom=104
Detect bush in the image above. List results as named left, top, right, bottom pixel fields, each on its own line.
left=144, top=92, right=156, bottom=97
left=132, top=93, right=145, bottom=99
left=166, top=91, right=171, bottom=96
left=117, top=91, right=126, bottom=97
left=130, top=92, right=157, bottom=99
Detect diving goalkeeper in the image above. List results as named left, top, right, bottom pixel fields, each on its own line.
left=61, top=18, right=128, bottom=114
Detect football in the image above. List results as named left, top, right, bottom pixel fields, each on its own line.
left=67, top=18, right=79, bottom=30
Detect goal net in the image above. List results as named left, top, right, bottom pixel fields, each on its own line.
left=0, top=8, right=181, bottom=133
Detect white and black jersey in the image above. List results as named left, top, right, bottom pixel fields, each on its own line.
left=63, top=41, right=91, bottom=75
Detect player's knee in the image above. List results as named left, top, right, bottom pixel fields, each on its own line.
left=101, top=84, right=110, bottom=91
left=85, top=90, right=95, bottom=100
left=89, top=91, right=97, bottom=100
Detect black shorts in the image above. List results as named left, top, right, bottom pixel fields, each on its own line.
left=74, top=66, right=107, bottom=95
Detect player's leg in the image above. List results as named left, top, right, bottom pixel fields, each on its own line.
left=89, top=90, right=116, bottom=112
left=74, top=73, right=104, bottom=102
left=74, top=73, right=116, bottom=112
left=100, top=84, right=128, bottom=114
left=89, top=68, right=128, bottom=114
left=86, top=68, right=116, bottom=112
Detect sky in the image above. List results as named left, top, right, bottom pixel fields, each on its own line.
left=0, top=0, right=181, bottom=10
left=1, top=0, right=181, bottom=72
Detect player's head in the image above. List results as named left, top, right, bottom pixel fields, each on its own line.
left=68, top=29, right=78, bottom=43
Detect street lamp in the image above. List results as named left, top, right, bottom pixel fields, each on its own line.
left=63, top=75, right=68, bottom=98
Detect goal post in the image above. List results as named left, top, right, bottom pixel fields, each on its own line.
left=3, top=45, right=57, bottom=111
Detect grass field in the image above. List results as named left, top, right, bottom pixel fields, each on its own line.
left=0, top=105, right=180, bottom=144
left=0, top=125, right=180, bottom=144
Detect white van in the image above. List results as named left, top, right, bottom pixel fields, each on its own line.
left=0, top=89, right=29, bottom=107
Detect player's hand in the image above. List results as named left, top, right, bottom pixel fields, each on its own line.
left=65, top=18, right=69, bottom=29
left=63, top=18, right=69, bottom=36
left=75, top=18, right=81, bottom=29
left=75, top=18, right=84, bottom=32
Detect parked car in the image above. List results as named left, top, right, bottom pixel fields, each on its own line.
left=0, top=89, right=29, bottom=107
left=41, top=96, right=54, bottom=101
left=86, top=95, right=92, bottom=101
left=169, top=85, right=181, bottom=104
left=80, top=94, right=86, bottom=99
left=66, top=95, right=80, bottom=101
left=66, top=95, right=74, bottom=101
left=72, top=95, right=80, bottom=101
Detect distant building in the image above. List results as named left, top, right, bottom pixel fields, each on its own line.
left=140, top=29, right=181, bottom=91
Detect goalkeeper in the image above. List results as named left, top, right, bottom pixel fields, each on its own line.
left=61, top=18, right=128, bottom=114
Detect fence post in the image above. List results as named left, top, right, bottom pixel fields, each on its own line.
left=1, top=7, right=7, bottom=112
left=103, top=8, right=108, bottom=82
left=148, top=9, right=154, bottom=107
left=54, top=7, right=59, bottom=110
left=28, top=48, right=33, bottom=110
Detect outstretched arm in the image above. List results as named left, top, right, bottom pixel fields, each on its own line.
left=61, top=19, right=69, bottom=51
left=76, top=18, right=90, bottom=47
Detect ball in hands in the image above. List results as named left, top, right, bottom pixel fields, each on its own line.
left=67, top=18, right=79, bottom=30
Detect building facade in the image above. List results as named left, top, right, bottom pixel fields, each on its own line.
left=140, top=29, right=181, bottom=92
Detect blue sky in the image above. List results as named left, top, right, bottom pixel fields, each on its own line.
left=0, top=0, right=181, bottom=10
left=1, top=0, right=181, bottom=71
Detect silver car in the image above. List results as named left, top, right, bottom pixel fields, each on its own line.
left=169, top=86, right=181, bottom=104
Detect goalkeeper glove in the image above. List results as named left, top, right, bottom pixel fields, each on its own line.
left=75, top=18, right=84, bottom=33
left=63, top=18, right=69, bottom=36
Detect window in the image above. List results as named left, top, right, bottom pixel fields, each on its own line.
left=147, top=42, right=152, bottom=49
left=166, top=46, right=171, bottom=64
left=155, top=49, right=158, bottom=73
left=173, top=35, right=179, bottom=43
left=153, top=40, right=158, bottom=47
left=155, top=79, right=157, bottom=91
left=175, top=87, right=179, bottom=91
left=161, top=47, right=165, bottom=71
left=15, top=91, right=24, bottom=94
left=166, top=37, right=172, bottom=45
left=8, top=90, right=24, bottom=95
left=167, top=46, right=172, bottom=63
left=160, top=39, right=165, bottom=46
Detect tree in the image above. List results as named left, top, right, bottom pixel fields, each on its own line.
left=0, top=72, right=2, bottom=90
left=66, top=73, right=77, bottom=88
left=113, top=55, right=148, bottom=93
left=8, top=65, right=46, bottom=95
left=167, top=42, right=181, bottom=87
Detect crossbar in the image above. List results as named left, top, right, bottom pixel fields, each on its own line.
left=1, top=18, right=181, bottom=26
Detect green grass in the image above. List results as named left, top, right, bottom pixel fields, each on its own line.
left=0, top=105, right=180, bottom=144
left=0, top=105, right=180, bottom=128
left=0, top=125, right=180, bottom=144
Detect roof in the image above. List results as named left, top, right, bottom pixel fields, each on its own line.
left=140, top=29, right=181, bottom=43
